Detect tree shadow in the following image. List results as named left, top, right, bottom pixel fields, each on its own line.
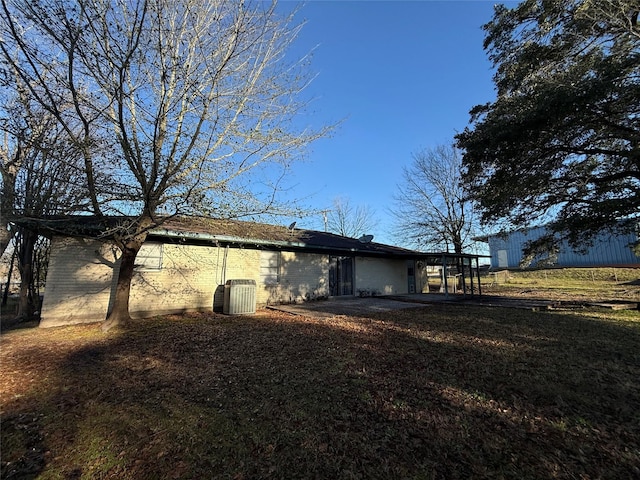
left=1, top=306, right=639, bottom=478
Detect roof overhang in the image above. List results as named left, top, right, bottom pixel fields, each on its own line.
left=15, top=215, right=489, bottom=262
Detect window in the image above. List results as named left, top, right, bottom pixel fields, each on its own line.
left=135, top=242, right=163, bottom=271
left=260, top=251, right=280, bottom=285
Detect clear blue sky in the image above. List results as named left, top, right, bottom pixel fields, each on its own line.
left=278, top=0, right=515, bottom=246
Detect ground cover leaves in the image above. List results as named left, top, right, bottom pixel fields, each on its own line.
left=1, top=305, right=639, bottom=479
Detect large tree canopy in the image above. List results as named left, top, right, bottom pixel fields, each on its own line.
left=456, top=0, right=640, bottom=251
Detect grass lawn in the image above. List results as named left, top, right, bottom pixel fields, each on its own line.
left=1, top=304, right=639, bottom=479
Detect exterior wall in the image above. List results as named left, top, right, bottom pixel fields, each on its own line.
left=130, top=243, right=222, bottom=317
left=355, top=257, right=407, bottom=296
left=212, top=247, right=261, bottom=311
left=40, top=236, right=120, bottom=327
left=487, top=226, right=640, bottom=269
left=40, top=236, right=334, bottom=326
left=40, top=235, right=414, bottom=327
left=260, top=251, right=329, bottom=305
left=40, top=237, right=241, bottom=326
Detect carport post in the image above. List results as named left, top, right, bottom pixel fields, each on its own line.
left=441, top=254, right=449, bottom=299
left=462, top=257, right=473, bottom=297
left=476, top=257, right=482, bottom=296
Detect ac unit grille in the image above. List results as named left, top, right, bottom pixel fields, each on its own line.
left=223, top=279, right=257, bottom=315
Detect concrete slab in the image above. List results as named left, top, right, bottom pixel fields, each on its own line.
left=266, top=293, right=564, bottom=318
left=266, top=296, right=428, bottom=318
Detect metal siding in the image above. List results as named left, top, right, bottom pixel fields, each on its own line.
left=487, top=226, right=639, bottom=268
left=557, top=231, right=639, bottom=267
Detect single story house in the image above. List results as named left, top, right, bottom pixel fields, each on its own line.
left=478, top=224, right=640, bottom=269
left=32, top=216, right=485, bottom=327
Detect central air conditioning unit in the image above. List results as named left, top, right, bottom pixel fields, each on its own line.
left=223, top=279, right=257, bottom=315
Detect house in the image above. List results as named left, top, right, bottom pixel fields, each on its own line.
left=479, top=224, right=640, bottom=269
left=32, top=216, right=482, bottom=328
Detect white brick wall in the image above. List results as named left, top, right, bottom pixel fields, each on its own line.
left=40, top=236, right=411, bottom=326
left=355, top=257, right=407, bottom=296
left=40, top=236, right=119, bottom=327
left=40, top=237, right=334, bottom=325
left=260, top=251, right=329, bottom=304
left=129, top=243, right=220, bottom=317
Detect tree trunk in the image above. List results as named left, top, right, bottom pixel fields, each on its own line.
left=2, top=248, right=16, bottom=306
left=102, top=218, right=151, bottom=332
left=0, top=160, right=18, bottom=258
left=0, top=226, right=12, bottom=259
left=16, top=229, right=37, bottom=321
left=102, top=245, right=139, bottom=331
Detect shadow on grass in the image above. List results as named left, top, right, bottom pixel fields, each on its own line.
left=1, top=306, right=639, bottom=479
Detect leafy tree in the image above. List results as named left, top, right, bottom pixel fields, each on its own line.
left=325, top=196, right=378, bottom=239
left=1, top=0, right=329, bottom=329
left=456, top=0, right=640, bottom=253
left=391, top=144, right=478, bottom=254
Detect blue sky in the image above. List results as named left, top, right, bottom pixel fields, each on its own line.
left=278, top=0, right=515, bottom=246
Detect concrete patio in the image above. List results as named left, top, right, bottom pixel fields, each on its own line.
left=265, top=293, right=561, bottom=318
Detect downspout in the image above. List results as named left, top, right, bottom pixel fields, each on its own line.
left=442, top=254, right=449, bottom=299
left=222, top=245, right=229, bottom=286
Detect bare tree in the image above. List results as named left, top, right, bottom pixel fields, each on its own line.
left=0, top=62, right=91, bottom=320
left=392, top=144, right=478, bottom=254
left=0, top=79, right=89, bottom=320
left=325, top=196, right=378, bottom=238
left=0, top=77, right=52, bottom=258
left=1, top=0, right=330, bottom=329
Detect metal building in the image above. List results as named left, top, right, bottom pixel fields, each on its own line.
left=480, top=224, right=640, bottom=269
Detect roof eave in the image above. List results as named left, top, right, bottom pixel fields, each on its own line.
left=149, top=228, right=420, bottom=258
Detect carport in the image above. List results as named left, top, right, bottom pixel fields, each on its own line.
left=416, top=252, right=487, bottom=298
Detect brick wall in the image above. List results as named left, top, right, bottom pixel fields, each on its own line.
left=355, top=257, right=407, bottom=296
left=40, top=236, right=334, bottom=326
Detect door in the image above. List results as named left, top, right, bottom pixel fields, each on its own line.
left=329, top=256, right=353, bottom=296
left=497, top=249, right=508, bottom=268
left=407, top=260, right=416, bottom=293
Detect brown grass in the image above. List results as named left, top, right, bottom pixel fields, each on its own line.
left=479, top=267, right=640, bottom=304
left=1, top=304, right=639, bottom=479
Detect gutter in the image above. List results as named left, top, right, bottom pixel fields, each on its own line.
left=150, top=228, right=308, bottom=249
